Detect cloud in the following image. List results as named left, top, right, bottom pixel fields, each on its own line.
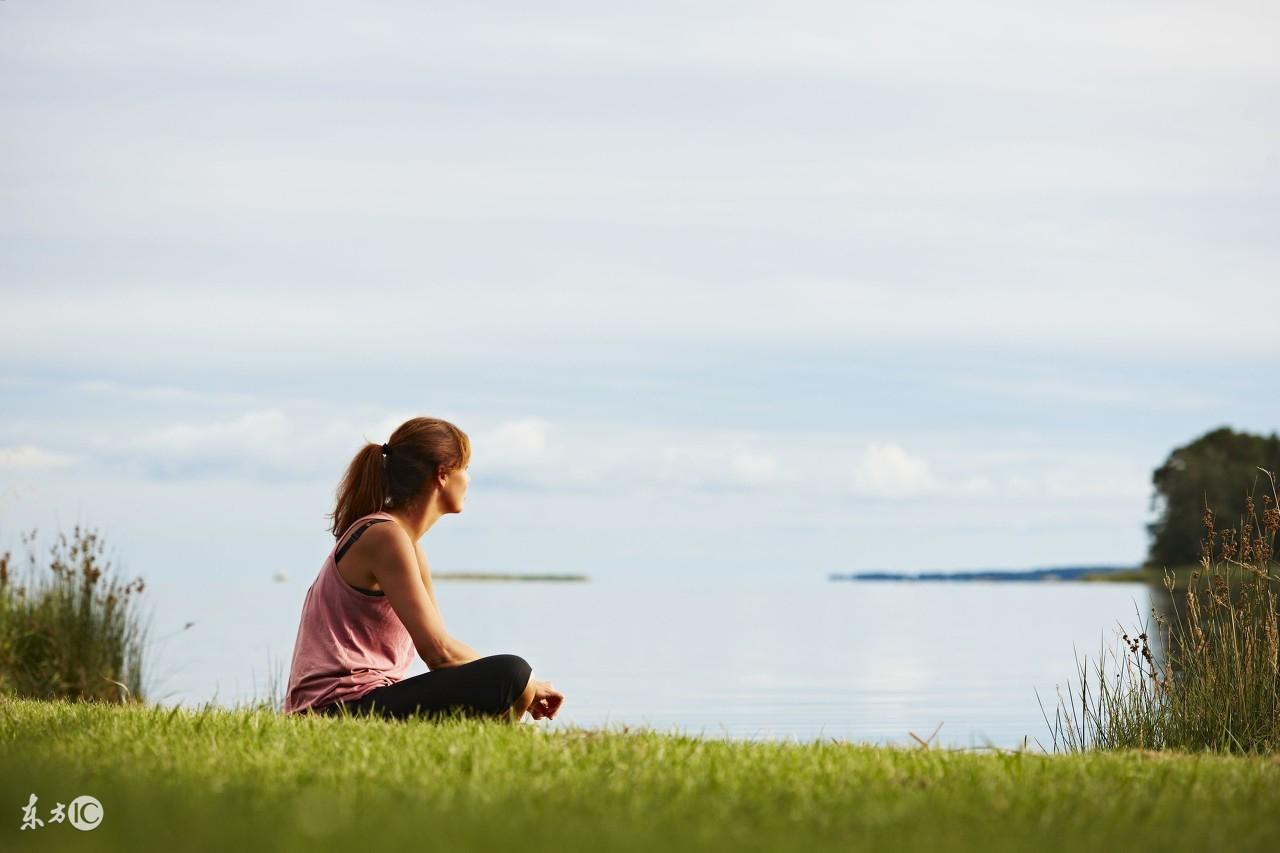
left=465, top=423, right=955, bottom=499
left=10, top=2, right=1275, bottom=84
left=728, top=450, right=779, bottom=486
left=97, top=409, right=385, bottom=481
left=70, top=407, right=1152, bottom=507
left=1005, top=467, right=1151, bottom=501
left=90, top=409, right=562, bottom=484
left=650, top=441, right=784, bottom=491
left=0, top=445, right=75, bottom=470
left=120, top=410, right=301, bottom=479
left=136, top=409, right=292, bottom=454
left=3, top=2, right=1278, bottom=380
left=473, top=418, right=552, bottom=469
left=850, top=443, right=940, bottom=498
left=0, top=394, right=1164, bottom=511
left=72, top=379, right=259, bottom=406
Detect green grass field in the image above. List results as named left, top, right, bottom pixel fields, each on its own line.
left=3, top=696, right=1280, bottom=852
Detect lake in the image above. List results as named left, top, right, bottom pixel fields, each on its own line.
left=146, top=575, right=1158, bottom=749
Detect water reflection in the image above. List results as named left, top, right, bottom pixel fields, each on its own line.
left=434, top=578, right=1155, bottom=748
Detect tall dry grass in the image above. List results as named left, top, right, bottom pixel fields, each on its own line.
left=1049, top=470, right=1280, bottom=753
left=0, top=525, right=151, bottom=703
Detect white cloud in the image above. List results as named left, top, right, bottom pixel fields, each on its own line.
left=1006, top=467, right=1151, bottom=501
left=135, top=409, right=292, bottom=454
left=0, top=445, right=75, bottom=470
left=460, top=424, right=974, bottom=500
left=121, top=410, right=302, bottom=478
left=728, top=450, right=779, bottom=486
left=473, top=418, right=552, bottom=470
left=850, top=443, right=940, bottom=498
left=6, top=266, right=1276, bottom=377
left=3, top=3, right=1278, bottom=374
left=72, top=379, right=259, bottom=406
left=668, top=3, right=1280, bottom=82
left=86, top=409, right=560, bottom=484
left=0, top=397, right=1167, bottom=510
left=102, top=409, right=388, bottom=481
left=651, top=441, right=785, bottom=491
left=10, top=2, right=1275, bottom=84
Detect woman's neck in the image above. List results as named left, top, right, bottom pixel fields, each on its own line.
left=387, top=497, right=444, bottom=540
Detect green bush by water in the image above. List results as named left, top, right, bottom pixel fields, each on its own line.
left=0, top=527, right=150, bottom=704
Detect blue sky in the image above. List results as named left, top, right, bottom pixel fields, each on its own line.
left=2, top=0, right=1278, bottom=595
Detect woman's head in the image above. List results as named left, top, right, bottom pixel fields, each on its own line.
left=328, top=416, right=472, bottom=537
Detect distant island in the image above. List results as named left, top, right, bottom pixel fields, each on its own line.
left=433, top=572, right=588, bottom=582
left=830, top=565, right=1138, bottom=583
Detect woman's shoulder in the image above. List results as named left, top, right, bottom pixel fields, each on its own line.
left=338, top=512, right=396, bottom=540
left=342, top=514, right=411, bottom=557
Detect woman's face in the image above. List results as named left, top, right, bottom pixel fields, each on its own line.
left=439, top=463, right=471, bottom=513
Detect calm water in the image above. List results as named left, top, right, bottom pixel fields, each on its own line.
left=149, top=576, right=1155, bottom=749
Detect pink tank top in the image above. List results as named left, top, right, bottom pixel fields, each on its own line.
left=283, top=511, right=415, bottom=714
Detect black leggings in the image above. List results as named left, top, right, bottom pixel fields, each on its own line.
left=317, top=654, right=533, bottom=722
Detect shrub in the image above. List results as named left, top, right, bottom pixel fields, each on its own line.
left=0, top=525, right=151, bottom=703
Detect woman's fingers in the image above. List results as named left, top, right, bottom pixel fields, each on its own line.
left=526, top=681, right=565, bottom=720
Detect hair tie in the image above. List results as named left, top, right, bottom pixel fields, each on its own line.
left=381, top=443, right=391, bottom=456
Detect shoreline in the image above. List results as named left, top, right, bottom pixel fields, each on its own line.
left=829, top=565, right=1142, bottom=584
left=433, top=572, right=588, bottom=582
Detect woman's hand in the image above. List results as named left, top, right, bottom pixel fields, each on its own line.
left=527, top=679, right=564, bottom=720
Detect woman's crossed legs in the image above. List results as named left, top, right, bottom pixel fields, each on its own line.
left=319, top=653, right=534, bottom=722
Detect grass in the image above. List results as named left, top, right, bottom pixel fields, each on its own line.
left=0, top=527, right=151, bottom=703
left=2, top=696, right=1280, bottom=853
left=1051, top=483, right=1280, bottom=753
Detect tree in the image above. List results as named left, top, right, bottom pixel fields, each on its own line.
left=1147, top=426, right=1280, bottom=568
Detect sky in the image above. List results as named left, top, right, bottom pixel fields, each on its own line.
left=2, top=0, right=1278, bottom=609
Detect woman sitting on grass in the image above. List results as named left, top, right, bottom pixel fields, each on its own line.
left=283, top=416, right=564, bottom=723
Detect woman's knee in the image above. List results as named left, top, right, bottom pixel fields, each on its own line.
left=486, top=654, right=533, bottom=707
left=495, top=653, right=532, bottom=690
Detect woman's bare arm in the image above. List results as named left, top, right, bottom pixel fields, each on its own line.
left=365, top=526, right=478, bottom=669
left=412, top=541, right=483, bottom=667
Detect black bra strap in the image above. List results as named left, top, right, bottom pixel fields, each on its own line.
left=335, top=518, right=390, bottom=563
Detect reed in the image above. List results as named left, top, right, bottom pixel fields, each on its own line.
left=0, top=525, right=151, bottom=704
left=1048, top=470, right=1280, bottom=753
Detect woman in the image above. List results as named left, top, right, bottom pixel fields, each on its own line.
left=283, top=416, right=565, bottom=723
